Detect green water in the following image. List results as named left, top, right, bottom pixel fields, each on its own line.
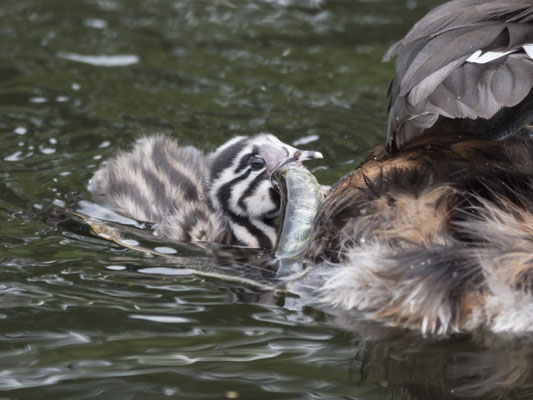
left=3, top=0, right=533, bottom=399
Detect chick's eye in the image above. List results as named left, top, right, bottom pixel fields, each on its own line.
left=250, top=156, right=266, bottom=170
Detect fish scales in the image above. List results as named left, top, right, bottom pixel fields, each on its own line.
left=272, top=163, right=324, bottom=276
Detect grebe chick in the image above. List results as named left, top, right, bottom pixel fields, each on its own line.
left=89, top=134, right=322, bottom=249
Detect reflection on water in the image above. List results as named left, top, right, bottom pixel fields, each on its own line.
left=2, top=0, right=533, bottom=398
left=357, top=330, right=533, bottom=400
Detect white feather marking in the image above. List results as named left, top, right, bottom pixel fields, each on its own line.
left=207, top=143, right=253, bottom=211
left=466, top=44, right=533, bottom=64
left=250, top=217, right=277, bottom=245
left=465, top=50, right=482, bottom=63
left=230, top=222, right=259, bottom=248
left=466, top=49, right=514, bottom=64
left=229, top=175, right=254, bottom=215
left=243, top=179, right=277, bottom=217
left=523, top=44, right=533, bottom=59
left=210, top=136, right=247, bottom=158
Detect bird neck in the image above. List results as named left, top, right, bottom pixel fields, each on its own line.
left=225, top=210, right=279, bottom=249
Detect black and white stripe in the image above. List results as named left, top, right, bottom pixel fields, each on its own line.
left=89, top=136, right=206, bottom=223
left=89, top=136, right=227, bottom=243
left=89, top=133, right=320, bottom=249
left=206, top=134, right=300, bottom=248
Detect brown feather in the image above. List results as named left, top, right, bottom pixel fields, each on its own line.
left=307, top=134, right=533, bottom=333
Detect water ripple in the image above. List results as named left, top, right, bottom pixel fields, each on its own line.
left=56, top=52, right=140, bottom=67
left=2, top=0, right=525, bottom=399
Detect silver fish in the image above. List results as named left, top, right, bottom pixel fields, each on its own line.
left=271, top=163, right=325, bottom=277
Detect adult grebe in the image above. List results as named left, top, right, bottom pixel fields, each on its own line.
left=305, top=0, right=533, bottom=334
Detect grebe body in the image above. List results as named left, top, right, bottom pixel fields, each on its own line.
left=305, top=0, right=533, bottom=334
left=89, top=134, right=322, bottom=249
left=307, top=134, right=533, bottom=333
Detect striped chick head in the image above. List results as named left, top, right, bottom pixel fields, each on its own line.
left=206, top=134, right=322, bottom=249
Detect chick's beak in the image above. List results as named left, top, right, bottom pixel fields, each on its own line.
left=268, top=149, right=323, bottom=176
left=294, top=150, right=324, bottom=162
left=262, top=140, right=324, bottom=176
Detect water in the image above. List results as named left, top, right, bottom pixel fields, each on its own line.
left=2, top=0, right=533, bottom=399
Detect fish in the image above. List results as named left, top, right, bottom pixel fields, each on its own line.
left=270, top=162, right=325, bottom=278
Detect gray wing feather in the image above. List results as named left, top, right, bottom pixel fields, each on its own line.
left=385, top=0, right=533, bottom=149
left=400, top=25, right=505, bottom=98
left=492, top=55, right=533, bottom=105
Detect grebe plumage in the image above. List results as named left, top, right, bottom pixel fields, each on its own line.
left=385, top=0, right=533, bottom=151
left=304, top=0, right=533, bottom=334
left=89, top=134, right=322, bottom=249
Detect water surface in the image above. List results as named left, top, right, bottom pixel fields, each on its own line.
left=2, top=0, right=533, bottom=399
